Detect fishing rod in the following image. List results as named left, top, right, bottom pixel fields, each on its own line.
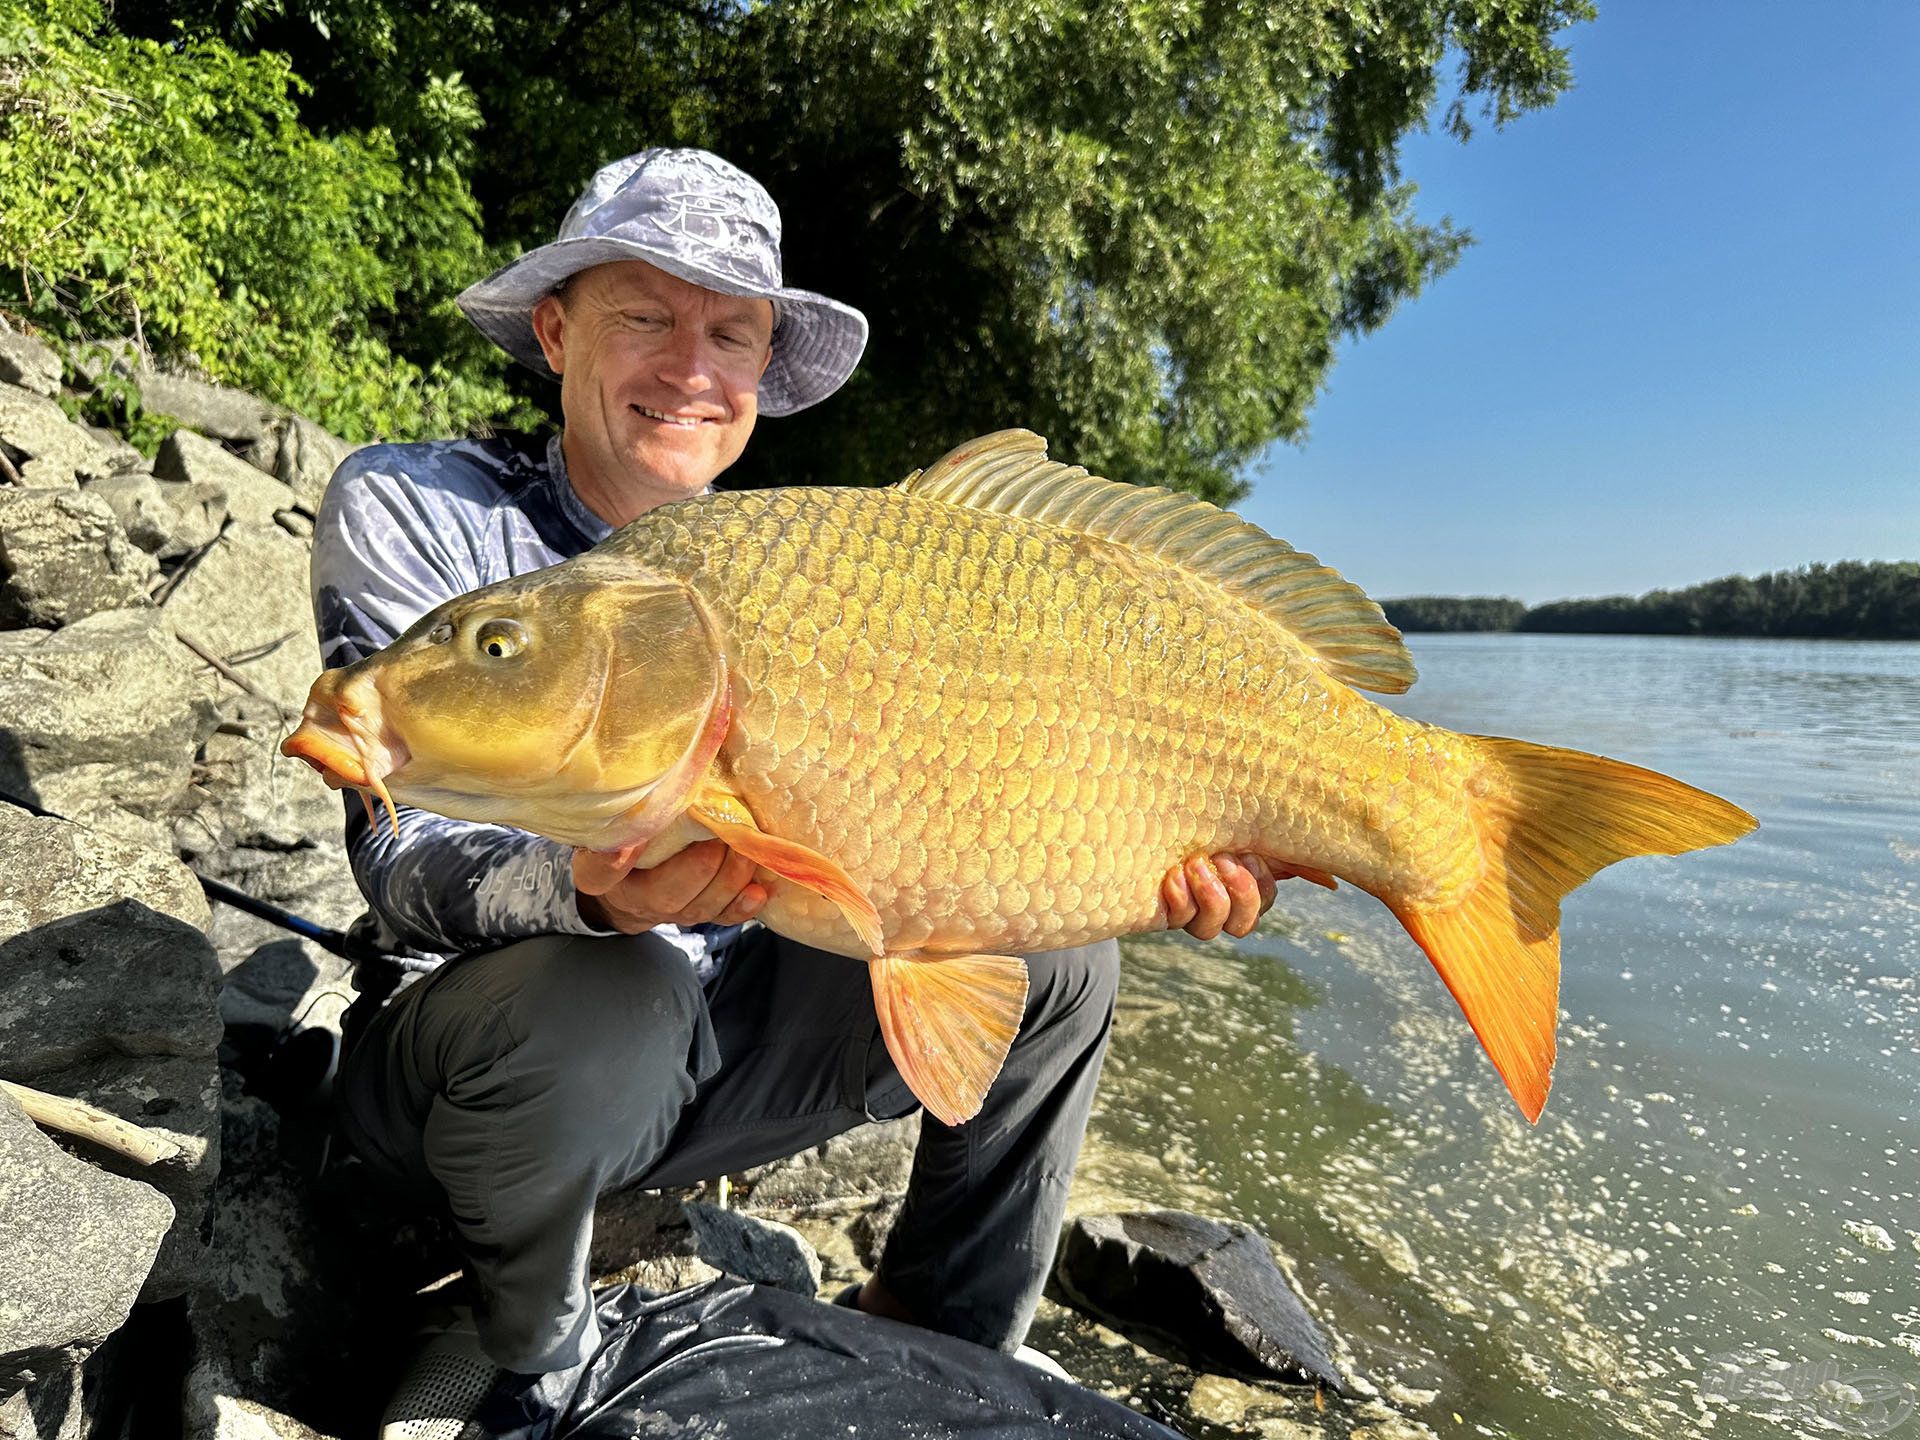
left=0, top=785, right=395, bottom=966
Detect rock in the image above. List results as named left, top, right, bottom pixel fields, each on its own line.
left=682, top=1201, right=822, bottom=1296
left=846, top=1194, right=904, bottom=1270
left=0, top=805, right=209, bottom=938
left=242, top=416, right=352, bottom=516
left=0, top=901, right=223, bottom=1302
left=0, top=384, right=115, bottom=486
left=1053, top=1211, right=1346, bottom=1390
left=734, top=1114, right=921, bottom=1212
left=0, top=332, right=60, bottom=400
left=0, top=487, right=157, bottom=627
left=78, top=425, right=150, bottom=477
left=0, top=610, right=211, bottom=849
left=186, top=1075, right=454, bottom=1439
left=160, top=522, right=323, bottom=712
left=133, top=371, right=274, bottom=445
left=0, top=1090, right=174, bottom=1392
left=82, top=473, right=227, bottom=560
left=0, top=1365, right=85, bottom=1440
left=153, top=431, right=296, bottom=528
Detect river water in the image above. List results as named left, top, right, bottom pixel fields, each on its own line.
left=1082, top=634, right=1920, bottom=1439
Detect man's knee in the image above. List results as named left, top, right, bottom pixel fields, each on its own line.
left=1021, top=938, right=1121, bottom=1039
left=410, top=931, right=712, bottom=1123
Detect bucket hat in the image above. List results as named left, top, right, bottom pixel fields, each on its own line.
left=456, top=149, right=869, bottom=417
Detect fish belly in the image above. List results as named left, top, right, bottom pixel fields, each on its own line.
left=614, top=488, right=1486, bottom=956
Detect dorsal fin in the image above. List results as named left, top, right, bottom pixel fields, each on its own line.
left=899, top=430, right=1416, bottom=695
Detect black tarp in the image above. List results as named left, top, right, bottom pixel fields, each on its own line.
left=555, top=1279, right=1186, bottom=1439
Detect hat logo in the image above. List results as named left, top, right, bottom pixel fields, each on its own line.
left=654, top=191, right=771, bottom=285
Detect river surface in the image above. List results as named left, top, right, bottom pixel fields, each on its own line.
left=1081, top=634, right=1920, bottom=1439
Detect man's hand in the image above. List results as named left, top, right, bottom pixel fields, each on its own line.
left=1160, top=853, right=1280, bottom=940
left=574, top=839, right=769, bottom=933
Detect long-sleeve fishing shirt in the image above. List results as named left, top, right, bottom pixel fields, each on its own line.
left=307, top=432, right=739, bottom=981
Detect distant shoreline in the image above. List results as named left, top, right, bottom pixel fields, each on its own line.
left=1382, top=560, right=1919, bottom=641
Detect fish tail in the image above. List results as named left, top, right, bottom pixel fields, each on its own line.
left=1387, top=737, right=1755, bottom=1123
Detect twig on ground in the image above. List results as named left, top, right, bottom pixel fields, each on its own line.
left=1, top=1078, right=182, bottom=1165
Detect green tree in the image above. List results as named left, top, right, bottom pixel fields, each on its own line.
left=49, top=0, right=1594, bottom=483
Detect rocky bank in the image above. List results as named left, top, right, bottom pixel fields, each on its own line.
left=0, top=317, right=1432, bottom=1440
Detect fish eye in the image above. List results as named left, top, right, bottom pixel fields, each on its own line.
left=426, top=621, right=455, bottom=645
left=475, top=618, right=528, bottom=660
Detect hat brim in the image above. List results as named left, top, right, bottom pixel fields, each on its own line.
left=456, top=236, right=869, bottom=418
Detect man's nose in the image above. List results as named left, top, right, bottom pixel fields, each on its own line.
left=654, top=328, right=716, bottom=394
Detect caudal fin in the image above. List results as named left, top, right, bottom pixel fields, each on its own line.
left=1389, top=738, right=1756, bottom=1123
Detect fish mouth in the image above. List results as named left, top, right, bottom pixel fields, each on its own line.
left=280, top=673, right=411, bottom=837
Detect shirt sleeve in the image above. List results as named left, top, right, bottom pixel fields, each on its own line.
left=309, top=446, right=614, bottom=956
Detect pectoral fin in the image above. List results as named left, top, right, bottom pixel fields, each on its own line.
left=688, top=792, right=886, bottom=956
left=869, top=951, right=1030, bottom=1128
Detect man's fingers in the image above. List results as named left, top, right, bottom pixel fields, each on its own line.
left=1244, top=854, right=1279, bottom=911
left=715, top=881, right=770, bottom=926
left=1182, top=853, right=1227, bottom=941
left=677, top=845, right=761, bottom=924
left=1161, top=864, right=1197, bottom=931
left=1216, top=853, right=1262, bottom=938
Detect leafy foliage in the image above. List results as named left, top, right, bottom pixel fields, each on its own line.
left=1384, top=565, right=1920, bottom=638
left=1517, top=562, right=1920, bottom=640
left=1383, top=595, right=1528, bottom=631
left=0, top=0, right=533, bottom=440
left=14, top=0, right=1593, bottom=484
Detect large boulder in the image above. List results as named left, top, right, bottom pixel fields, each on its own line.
left=0, top=385, right=115, bottom=487
left=733, top=1115, right=922, bottom=1213
left=0, top=487, right=156, bottom=628
left=0, top=902, right=223, bottom=1302
left=133, top=371, right=274, bottom=446
left=0, top=1089, right=174, bottom=1393
left=242, top=416, right=352, bottom=517
left=1053, top=1211, right=1346, bottom=1390
left=0, top=332, right=60, bottom=400
left=683, top=1201, right=822, bottom=1297
left=0, top=609, right=211, bottom=850
left=0, top=805, right=209, bottom=938
left=82, top=473, right=227, bottom=561
left=160, top=522, right=323, bottom=713
left=153, top=432, right=298, bottom=529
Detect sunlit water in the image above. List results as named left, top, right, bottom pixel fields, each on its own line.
left=1082, top=635, right=1920, bottom=1439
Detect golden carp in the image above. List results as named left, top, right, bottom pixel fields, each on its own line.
left=283, top=431, right=1755, bottom=1127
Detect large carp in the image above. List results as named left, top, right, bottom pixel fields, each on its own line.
left=284, top=431, right=1754, bottom=1126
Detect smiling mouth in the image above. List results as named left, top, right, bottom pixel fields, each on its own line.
left=634, top=405, right=709, bottom=428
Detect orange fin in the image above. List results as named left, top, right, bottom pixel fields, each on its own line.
left=688, top=792, right=886, bottom=956
left=1267, top=858, right=1338, bottom=891
left=869, top=951, right=1030, bottom=1127
left=1391, top=737, right=1756, bottom=1123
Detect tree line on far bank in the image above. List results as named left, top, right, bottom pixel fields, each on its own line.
left=1382, top=561, right=1920, bottom=640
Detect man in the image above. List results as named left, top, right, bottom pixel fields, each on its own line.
left=309, top=149, right=1278, bottom=1436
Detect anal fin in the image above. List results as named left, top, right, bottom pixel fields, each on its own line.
left=688, top=791, right=886, bottom=956
left=870, top=951, right=1030, bottom=1127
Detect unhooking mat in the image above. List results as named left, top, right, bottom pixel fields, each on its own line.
left=553, top=1278, right=1185, bottom=1439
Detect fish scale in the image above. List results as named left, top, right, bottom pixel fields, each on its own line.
left=604, top=481, right=1454, bottom=958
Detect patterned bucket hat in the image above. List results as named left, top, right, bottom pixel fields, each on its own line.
left=457, top=149, right=869, bottom=417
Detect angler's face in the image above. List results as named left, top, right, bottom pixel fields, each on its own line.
left=532, top=261, right=774, bottom=524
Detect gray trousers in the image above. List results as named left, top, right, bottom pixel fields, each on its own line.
left=334, top=926, right=1120, bottom=1375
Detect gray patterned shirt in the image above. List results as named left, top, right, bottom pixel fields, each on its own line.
left=308, top=432, right=736, bottom=980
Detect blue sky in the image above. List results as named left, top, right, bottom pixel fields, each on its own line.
left=1242, top=2, right=1920, bottom=605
